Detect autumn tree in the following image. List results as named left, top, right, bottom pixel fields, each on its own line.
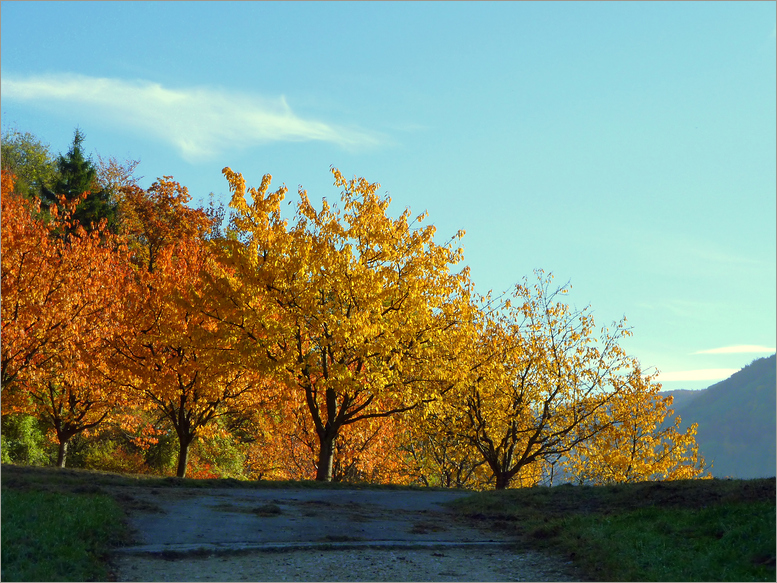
left=438, top=271, right=655, bottom=489
left=106, top=177, right=272, bottom=477
left=1, top=170, right=132, bottom=466
left=561, top=365, right=710, bottom=484
left=218, top=167, right=471, bottom=481
left=118, top=177, right=213, bottom=273
left=94, top=152, right=144, bottom=236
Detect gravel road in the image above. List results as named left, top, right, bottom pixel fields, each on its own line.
left=109, top=487, right=583, bottom=582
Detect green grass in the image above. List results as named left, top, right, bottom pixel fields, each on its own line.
left=562, top=502, right=775, bottom=581
left=1, top=489, right=129, bottom=581
left=449, top=478, right=776, bottom=582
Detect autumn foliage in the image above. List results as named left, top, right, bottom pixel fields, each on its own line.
left=0, top=162, right=709, bottom=486
left=2, top=170, right=132, bottom=466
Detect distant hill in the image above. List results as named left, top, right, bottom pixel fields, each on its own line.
left=663, top=354, right=776, bottom=479
left=661, top=388, right=704, bottom=411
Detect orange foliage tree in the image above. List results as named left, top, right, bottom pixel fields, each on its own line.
left=1, top=169, right=132, bottom=466
left=105, top=178, right=272, bottom=477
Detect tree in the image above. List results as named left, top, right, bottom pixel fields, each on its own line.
left=41, top=129, right=118, bottom=232
left=118, top=177, right=214, bottom=273
left=106, top=178, right=270, bottom=478
left=218, top=167, right=471, bottom=481
left=1, top=169, right=79, bottom=388
left=94, top=152, right=143, bottom=236
left=561, top=366, right=710, bottom=484
left=442, top=271, right=655, bottom=489
left=1, top=170, right=132, bottom=467
left=1, top=126, right=59, bottom=202
left=398, top=404, right=491, bottom=489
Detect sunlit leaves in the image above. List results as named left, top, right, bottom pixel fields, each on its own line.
left=2, top=158, right=708, bottom=486
left=106, top=181, right=271, bottom=477
left=221, top=166, right=470, bottom=480
left=562, top=366, right=710, bottom=484
left=428, top=270, right=694, bottom=489
left=1, top=169, right=132, bottom=465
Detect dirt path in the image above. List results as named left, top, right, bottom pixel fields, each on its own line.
left=109, top=487, right=582, bottom=581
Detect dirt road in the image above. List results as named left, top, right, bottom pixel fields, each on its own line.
left=110, top=486, right=582, bottom=581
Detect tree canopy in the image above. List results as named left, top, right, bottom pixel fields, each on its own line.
left=0, top=131, right=710, bottom=485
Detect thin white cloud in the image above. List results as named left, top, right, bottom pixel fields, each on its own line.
left=2, top=73, right=381, bottom=162
left=694, top=345, right=776, bottom=355
left=658, top=369, right=739, bottom=382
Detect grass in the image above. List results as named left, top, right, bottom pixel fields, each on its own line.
left=1, top=489, right=130, bottom=581
left=448, top=478, right=776, bottom=581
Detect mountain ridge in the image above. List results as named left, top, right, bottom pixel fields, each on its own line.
left=662, top=354, right=776, bottom=479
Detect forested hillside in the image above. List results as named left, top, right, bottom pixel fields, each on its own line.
left=665, top=355, right=776, bottom=479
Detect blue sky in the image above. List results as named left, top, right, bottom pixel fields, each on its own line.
left=2, top=1, right=775, bottom=390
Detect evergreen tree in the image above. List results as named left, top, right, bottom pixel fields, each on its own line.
left=41, top=129, right=118, bottom=232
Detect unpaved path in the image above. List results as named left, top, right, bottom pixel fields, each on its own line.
left=110, top=487, right=582, bottom=581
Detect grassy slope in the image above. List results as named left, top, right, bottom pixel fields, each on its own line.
left=448, top=478, right=776, bottom=581
left=1, top=489, right=130, bottom=581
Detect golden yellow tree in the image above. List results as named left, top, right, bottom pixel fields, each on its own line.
left=441, top=271, right=645, bottom=489
left=218, top=167, right=471, bottom=481
left=561, top=365, right=710, bottom=484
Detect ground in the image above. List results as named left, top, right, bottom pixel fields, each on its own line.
left=109, top=486, right=584, bottom=582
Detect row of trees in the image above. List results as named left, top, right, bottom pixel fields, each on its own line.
left=0, top=127, right=709, bottom=488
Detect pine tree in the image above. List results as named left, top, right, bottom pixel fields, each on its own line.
left=41, top=129, right=118, bottom=232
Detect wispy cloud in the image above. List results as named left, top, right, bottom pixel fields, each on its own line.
left=694, top=345, right=776, bottom=355
left=2, top=73, right=381, bottom=162
left=658, top=369, right=739, bottom=382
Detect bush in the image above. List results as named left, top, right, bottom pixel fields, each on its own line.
left=1, top=414, right=53, bottom=466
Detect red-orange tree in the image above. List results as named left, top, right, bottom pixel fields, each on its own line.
left=106, top=178, right=271, bottom=477
left=1, top=170, right=132, bottom=466
left=218, top=167, right=471, bottom=481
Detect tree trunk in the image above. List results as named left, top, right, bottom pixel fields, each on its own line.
left=495, top=472, right=512, bottom=490
left=176, top=436, right=192, bottom=478
left=316, top=432, right=336, bottom=481
left=56, top=439, right=69, bottom=468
